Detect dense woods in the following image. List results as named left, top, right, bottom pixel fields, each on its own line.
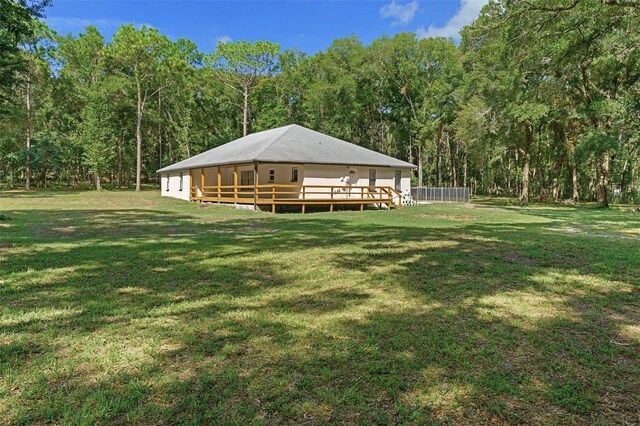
left=1, top=0, right=639, bottom=206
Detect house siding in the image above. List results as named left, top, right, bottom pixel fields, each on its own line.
left=161, top=172, right=191, bottom=201
left=302, top=164, right=411, bottom=201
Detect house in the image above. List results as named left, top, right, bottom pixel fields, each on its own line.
left=157, top=124, right=415, bottom=213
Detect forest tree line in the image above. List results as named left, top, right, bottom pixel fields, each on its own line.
left=1, top=0, right=639, bottom=206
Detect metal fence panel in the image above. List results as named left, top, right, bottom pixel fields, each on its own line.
left=410, top=187, right=470, bottom=203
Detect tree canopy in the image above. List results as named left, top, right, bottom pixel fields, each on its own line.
left=1, top=0, right=639, bottom=206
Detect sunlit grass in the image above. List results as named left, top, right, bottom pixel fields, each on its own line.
left=0, top=190, right=638, bottom=424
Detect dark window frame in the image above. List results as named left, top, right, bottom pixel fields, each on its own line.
left=240, top=170, right=254, bottom=187
left=179, top=172, right=183, bottom=191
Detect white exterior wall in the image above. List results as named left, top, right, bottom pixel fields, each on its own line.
left=257, top=163, right=305, bottom=199
left=161, top=171, right=191, bottom=201
left=301, top=164, right=412, bottom=201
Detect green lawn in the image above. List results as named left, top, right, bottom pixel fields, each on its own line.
left=1, top=191, right=639, bottom=425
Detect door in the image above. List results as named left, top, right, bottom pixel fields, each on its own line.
left=368, top=169, right=376, bottom=187
left=394, top=170, right=402, bottom=191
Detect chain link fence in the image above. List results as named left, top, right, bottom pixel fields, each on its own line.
left=411, top=187, right=470, bottom=203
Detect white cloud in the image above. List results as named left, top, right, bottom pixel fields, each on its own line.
left=416, top=0, right=488, bottom=40
left=46, top=17, right=154, bottom=34
left=46, top=17, right=120, bottom=33
left=216, top=35, right=232, bottom=44
left=380, top=0, right=420, bottom=26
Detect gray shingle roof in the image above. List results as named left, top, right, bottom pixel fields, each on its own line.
left=157, top=124, right=416, bottom=173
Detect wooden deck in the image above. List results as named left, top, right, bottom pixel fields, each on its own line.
left=190, top=183, right=402, bottom=213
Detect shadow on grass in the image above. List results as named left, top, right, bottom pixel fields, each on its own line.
left=0, top=203, right=638, bottom=424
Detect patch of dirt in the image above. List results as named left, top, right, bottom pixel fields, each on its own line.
left=209, top=226, right=278, bottom=234
left=551, top=225, right=640, bottom=240
left=424, top=214, right=475, bottom=221
left=36, top=226, right=81, bottom=238
left=0, top=242, right=15, bottom=249
left=501, top=253, right=537, bottom=266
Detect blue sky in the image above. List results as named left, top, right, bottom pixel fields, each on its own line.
left=45, top=1, right=488, bottom=53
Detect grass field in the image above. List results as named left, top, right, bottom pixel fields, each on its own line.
left=1, top=190, right=639, bottom=425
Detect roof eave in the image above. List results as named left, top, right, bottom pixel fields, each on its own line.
left=158, top=159, right=416, bottom=173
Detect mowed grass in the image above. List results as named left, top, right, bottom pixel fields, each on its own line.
left=1, top=190, right=639, bottom=425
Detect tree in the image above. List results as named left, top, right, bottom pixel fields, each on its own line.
left=0, top=0, right=49, bottom=108
left=17, top=21, right=53, bottom=190
left=210, top=40, right=280, bottom=136
left=56, top=26, right=107, bottom=189
left=107, top=24, right=172, bottom=191
left=1, top=14, right=639, bottom=205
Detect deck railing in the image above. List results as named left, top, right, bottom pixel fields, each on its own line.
left=190, top=183, right=402, bottom=213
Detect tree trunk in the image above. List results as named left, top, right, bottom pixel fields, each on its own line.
left=95, top=172, right=101, bottom=190
left=514, top=146, right=519, bottom=197
left=463, top=154, right=468, bottom=188
left=571, top=163, right=579, bottom=202
left=520, top=121, right=533, bottom=206
left=25, top=78, right=32, bottom=190
left=449, top=132, right=457, bottom=187
left=620, top=156, right=629, bottom=196
left=117, top=132, right=123, bottom=188
left=167, top=131, right=174, bottom=163
left=242, top=85, right=249, bottom=136
left=596, top=157, right=609, bottom=207
left=417, top=145, right=423, bottom=187
left=135, top=83, right=143, bottom=192
left=538, top=135, right=546, bottom=202
left=436, top=122, right=443, bottom=187
left=552, top=178, right=559, bottom=202
left=507, top=156, right=512, bottom=195
left=158, top=91, right=162, bottom=184
left=566, top=129, right=579, bottom=202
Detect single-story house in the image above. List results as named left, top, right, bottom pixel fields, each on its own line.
left=157, top=124, right=415, bottom=213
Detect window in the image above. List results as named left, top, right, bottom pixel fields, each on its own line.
left=268, top=169, right=275, bottom=183
left=179, top=172, right=183, bottom=191
left=240, top=170, right=254, bottom=187
left=368, top=169, right=376, bottom=187
left=395, top=170, right=402, bottom=191
left=291, top=167, right=298, bottom=182
left=166, top=174, right=170, bottom=191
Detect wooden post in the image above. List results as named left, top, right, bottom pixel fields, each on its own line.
left=253, top=163, right=258, bottom=211
left=217, top=166, right=221, bottom=202
left=233, top=164, right=238, bottom=203
left=272, top=184, right=275, bottom=213
left=200, top=167, right=204, bottom=201
left=189, top=169, right=194, bottom=201
left=302, top=186, right=306, bottom=214
left=330, top=186, right=334, bottom=212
